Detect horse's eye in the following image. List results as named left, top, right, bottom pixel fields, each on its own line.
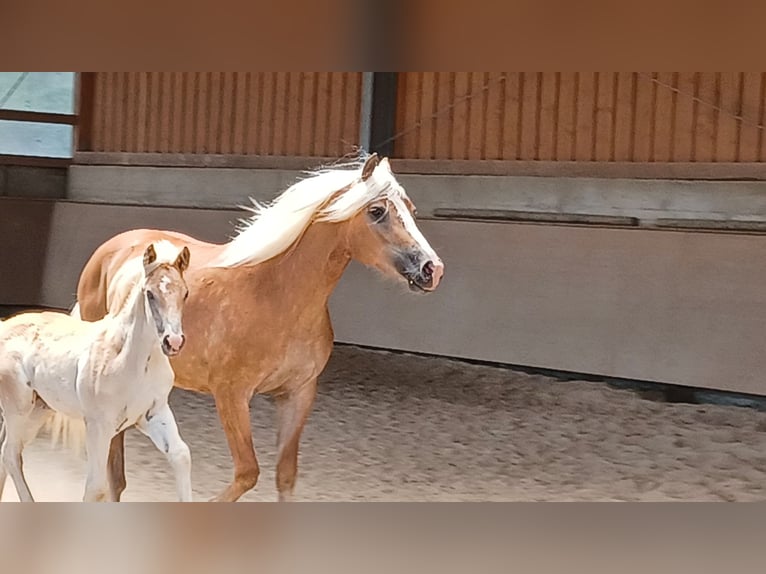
left=369, top=206, right=385, bottom=220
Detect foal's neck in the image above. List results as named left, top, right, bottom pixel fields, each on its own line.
left=113, top=280, right=157, bottom=358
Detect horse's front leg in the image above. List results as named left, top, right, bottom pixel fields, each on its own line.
left=275, top=379, right=317, bottom=502
left=136, top=403, right=192, bottom=502
left=210, top=387, right=260, bottom=502
left=83, top=420, right=113, bottom=502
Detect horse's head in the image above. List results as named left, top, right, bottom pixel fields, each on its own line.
left=344, top=154, right=444, bottom=293
left=141, top=243, right=191, bottom=356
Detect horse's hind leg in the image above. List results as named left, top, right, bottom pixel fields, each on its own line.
left=275, top=379, right=317, bottom=502
left=106, top=431, right=127, bottom=501
left=136, top=403, right=192, bottom=501
left=210, top=388, right=260, bottom=502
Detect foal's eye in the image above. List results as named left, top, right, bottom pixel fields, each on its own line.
left=184, top=291, right=189, bottom=301
left=146, top=291, right=155, bottom=302
left=368, top=206, right=386, bottom=220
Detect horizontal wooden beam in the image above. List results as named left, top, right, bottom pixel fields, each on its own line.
left=432, top=208, right=639, bottom=227
left=0, top=109, right=78, bottom=126
left=0, top=154, right=71, bottom=168
left=73, top=152, right=766, bottom=180
left=73, top=152, right=336, bottom=170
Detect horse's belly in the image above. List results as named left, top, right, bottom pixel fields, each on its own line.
left=257, top=342, right=330, bottom=394
left=26, top=355, right=82, bottom=417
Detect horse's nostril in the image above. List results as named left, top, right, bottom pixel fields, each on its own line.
left=422, top=260, right=435, bottom=278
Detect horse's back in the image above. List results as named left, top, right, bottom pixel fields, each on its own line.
left=77, top=229, right=216, bottom=321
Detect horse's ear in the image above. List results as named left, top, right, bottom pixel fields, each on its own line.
left=143, top=244, right=157, bottom=267
left=174, top=246, right=191, bottom=273
left=361, top=153, right=380, bottom=181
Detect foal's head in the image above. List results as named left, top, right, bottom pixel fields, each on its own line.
left=141, top=243, right=191, bottom=356
left=344, top=154, right=444, bottom=293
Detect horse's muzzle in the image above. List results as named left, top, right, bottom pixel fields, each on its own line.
left=407, top=259, right=445, bottom=292
left=162, top=333, right=186, bottom=356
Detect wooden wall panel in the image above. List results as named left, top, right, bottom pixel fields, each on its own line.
left=394, top=72, right=766, bottom=163
left=82, top=72, right=362, bottom=157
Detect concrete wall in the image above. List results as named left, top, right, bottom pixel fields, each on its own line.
left=70, top=164, right=766, bottom=228
left=0, top=166, right=67, bottom=199
left=4, top=193, right=766, bottom=396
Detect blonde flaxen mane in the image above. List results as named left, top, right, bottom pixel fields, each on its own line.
left=213, top=153, right=408, bottom=268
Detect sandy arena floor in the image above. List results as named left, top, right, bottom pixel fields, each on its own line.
left=3, top=345, right=766, bottom=502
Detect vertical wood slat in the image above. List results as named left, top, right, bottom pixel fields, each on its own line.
left=313, top=72, right=330, bottom=157
left=652, top=72, right=675, bottom=162
left=157, top=72, right=171, bottom=154
left=556, top=72, right=577, bottom=161
left=395, top=73, right=417, bottom=159
left=417, top=72, right=437, bottom=159
left=433, top=72, right=453, bottom=159
left=284, top=72, right=301, bottom=156
left=345, top=73, right=362, bottom=155
left=482, top=73, right=503, bottom=160
left=673, top=72, right=696, bottom=162
left=124, top=73, right=138, bottom=152
left=501, top=72, right=521, bottom=160
left=135, top=73, right=148, bottom=152
left=738, top=72, right=762, bottom=162
left=256, top=72, right=273, bottom=155
left=695, top=72, right=718, bottom=162
left=146, top=72, right=161, bottom=152
left=632, top=72, right=654, bottom=162
left=613, top=72, right=634, bottom=161
left=717, top=72, right=742, bottom=162
left=450, top=73, right=470, bottom=160
left=538, top=72, right=558, bottom=161
left=518, top=72, right=539, bottom=160
left=594, top=72, right=616, bottom=161
left=206, top=72, right=222, bottom=155
left=575, top=72, right=596, bottom=161
left=182, top=72, right=197, bottom=154
left=466, top=72, right=486, bottom=160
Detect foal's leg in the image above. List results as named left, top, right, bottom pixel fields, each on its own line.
left=1, top=408, right=49, bottom=502
left=275, top=379, right=317, bottom=502
left=136, top=403, right=192, bottom=502
left=210, top=388, right=259, bottom=502
left=1, top=430, right=33, bottom=502
left=0, top=420, right=7, bottom=499
left=83, top=421, right=113, bottom=502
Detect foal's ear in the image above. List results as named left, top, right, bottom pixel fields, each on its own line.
left=361, top=153, right=380, bottom=181
left=143, top=244, right=157, bottom=267
left=174, top=246, right=191, bottom=273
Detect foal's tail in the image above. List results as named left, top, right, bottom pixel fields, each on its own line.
left=44, top=412, right=87, bottom=456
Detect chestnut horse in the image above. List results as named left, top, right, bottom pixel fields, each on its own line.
left=74, top=153, right=444, bottom=502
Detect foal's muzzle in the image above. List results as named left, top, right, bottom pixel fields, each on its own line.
left=162, top=333, right=186, bottom=356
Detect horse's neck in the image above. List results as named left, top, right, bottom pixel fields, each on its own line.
left=256, top=221, right=351, bottom=304
left=111, top=281, right=156, bottom=360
